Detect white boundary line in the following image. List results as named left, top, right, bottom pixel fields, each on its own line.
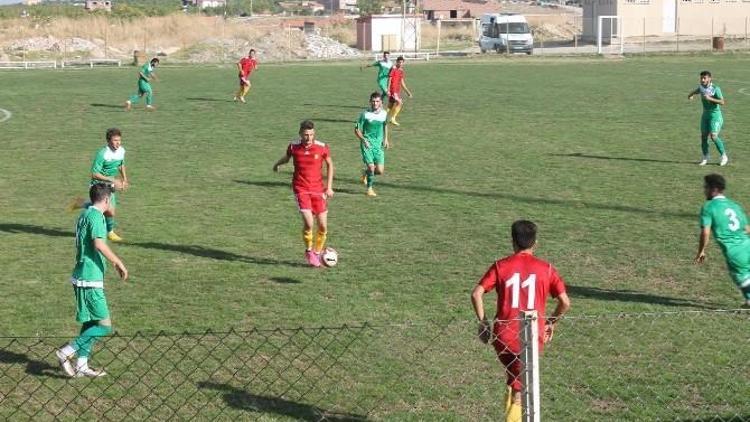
left=0, top=108, right=11, bottom=123
left=738, top=87, right=750, bottom=96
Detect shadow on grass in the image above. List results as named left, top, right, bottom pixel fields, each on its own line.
left=186, top=97, right=236, bottom=103
left=0, top=349, right=69, bottom=379
left=567, top=285, right=717, bottom=309
left=675, top=417, right=750, bottom=422
left=232, top=180, right=360, bottom=195
left=0, top=223, right=306, bottom=268
left=550, top=152, right=691, bottom=165
left=90, top=103, right=124, bottom=109
left=197, top=381, right=368, bottom=421
left=302, top=103, right=362, bottom=110
left=269, top=277, right=302, bottom=284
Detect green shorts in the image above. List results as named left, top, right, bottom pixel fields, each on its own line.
left=138, top=79, right=152, bottom=95
left=361, top=145, right=385, bottom=166
left=378, top=79, right=388, bottom=96
left=724, top=243, right=750, bottom=286
left=701, top=114, right=723, bottom=135
left=74, top=286, right=110, bottom=323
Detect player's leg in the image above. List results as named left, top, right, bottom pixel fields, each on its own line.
left=699, top=117, right=710, bottom=165
left=726, top=245, right=750, bottom=306
left=497, top=350, right=523, bottom=422
left=312, top=195, right=328, bottom=254
left=298, top=194, right=321, bottom=267
left=389, top=94, right=403, bottom=125
left=378, top=80, right=389, bottom=110
left=104, top=193, right=122, bottom=242
left=62, top=287, right=111, bottom=377
left=243, top=80, right=252, bottom=99
left=143, top=82, right=155, bottom=110
left=709, top=117, right=727, bottom=166
left=234, top=78, right=244, bottom=102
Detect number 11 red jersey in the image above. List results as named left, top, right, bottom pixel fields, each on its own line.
left=478, top=252, right=567, bottom=354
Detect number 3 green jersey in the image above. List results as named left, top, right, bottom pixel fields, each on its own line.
left=700, top=195, right=749, bottom=253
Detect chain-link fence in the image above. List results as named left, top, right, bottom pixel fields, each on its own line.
left=1, top=310, right=748, bottom=420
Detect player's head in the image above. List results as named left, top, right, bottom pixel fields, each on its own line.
left=700, top=70, right=712, bottom=86
left=704, top=173, right=726, bottom=199
left=89, top=183, right=113, bottom=210
left=299, top=120, right=315, bottom=145
left=383, top=51, right=390, bottom=60
left=395, top=56, right=405, bottom=67
left=511, top=220, right=537, bottom=252
left=106, top=128, right=122, bottom=150
left=249, top=49, right=256, bottom=58
left=150, top=57, right=160, bottom=67
left=369, top=92, right=382, bottom=110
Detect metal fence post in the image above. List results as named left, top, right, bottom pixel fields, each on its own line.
left=521, top=311, right=541, bottom=422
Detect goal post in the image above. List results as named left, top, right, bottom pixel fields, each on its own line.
left=520, top=311, right=541, bottom=422
left=597, top=15, right=624, bottom=55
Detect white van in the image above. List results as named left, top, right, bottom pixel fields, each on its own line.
left=478, top=13, right=534, bottom=55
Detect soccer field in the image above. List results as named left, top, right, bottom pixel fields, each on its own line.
left=1, top=55, right=749, bottom=420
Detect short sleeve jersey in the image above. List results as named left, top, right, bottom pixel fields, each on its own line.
left=389, top=67, right=404, bottom=94
left=72, top=206, right=108, bottom=282
left=140, top=63, right=154, bottom=82
left=91, top=145, right=125, bottom=184
left=700, top=84, right=723, bottom=116
left=355, top=108, right=388, bottom=147
left=239, top=57, right=258, bottom=77
left=286, top=140, right=330, bottom=194
left=374, top=60, right=392, bottom=83
left=700, top=195, right=749, bottom=253
left=478, top=252, right=567, bottom=353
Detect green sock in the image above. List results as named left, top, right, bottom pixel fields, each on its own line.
left=366, top=170, right=375, bottom=188
left=128, top=94, right=141, bottom=104
left=701, top=138, right=710, bottom=156
left=73, top=323, right=112, bottom=358
left=713, top=137, right=726, bottom=155
left=106, top=217, right=116, bottom=233
left=145, top=90, right=153, bottom=106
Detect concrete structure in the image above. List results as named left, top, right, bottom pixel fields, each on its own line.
left=319, top=0, right=358, bottom=13
left=582, top=0, right=750, bottom=40
left=278, top=1, right=326, bottom=15
left=84, top=0, right=112, bottom=12
left=356, top=14, right=422, bottom=51
left=421, top=0, right=499, bottom=21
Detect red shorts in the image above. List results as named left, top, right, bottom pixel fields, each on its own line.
left=295, top=192, right=327, bottom=215
left=239, top=75, right=250, bottom=86
left=494, top=341, right=522, bottom=391
left=389, top=92, right=402, bottom=104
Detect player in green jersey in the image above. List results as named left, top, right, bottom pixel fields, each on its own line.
left=361, top=51, right=392, bottom=100
left=56, top=184, right=128, bottom=378
left=688, top=71, right=728, bottom=166
left=695, top=174, right=750, bottom=308
left=355, top=92, right=389, bottom=197
left=125, top=57, right=159, bottom=111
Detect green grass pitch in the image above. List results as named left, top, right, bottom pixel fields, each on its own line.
left=0, top=55, right=749, bottom=420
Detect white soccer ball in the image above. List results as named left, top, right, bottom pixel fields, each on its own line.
left=321, top=247, right=338, bottom=267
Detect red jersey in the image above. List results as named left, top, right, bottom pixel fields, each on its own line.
left=478, top=252, right=566, bottom=354
left=239, top=57, right=257, bottom=77
left=388, top=67, right=404, bottom=94
left=286, top=140, right=330, bottom=194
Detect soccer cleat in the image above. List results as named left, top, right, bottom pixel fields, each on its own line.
left=389, top=118, right=400, bottom=126
left=124, top=100, right=131, bottom=111
left=720, top=155, right=729, bottom=166
left=67, top=197, right=86, bottom=213
left=239, top=97, right=246, bottom=104
left=366, top=188, right=377, bottom=197
left=698, top=158, right=709, bottom=166
left=233, top=96, right=238, bottom=102
left=305, top=250, right=321, bottom=267
left=107, top=231, right=123, bottom=242
left=55, top=349, right=76, bottom=378
left=740, top=302, right=750, bottom=309
left=360, top=173, right=367, bottom=185
left=75, top=367, right=107, bottom=378
left=146, top=105, right=156, bottom=112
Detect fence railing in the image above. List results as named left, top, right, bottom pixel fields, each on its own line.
left=1, top=310, right=748, bottom=420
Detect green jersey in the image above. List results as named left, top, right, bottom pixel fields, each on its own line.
left=139, top=63, right=154, bottom=82
left=700, top=195, right=749, bottom=254
left=356, top=108, right=388, bottom=147
left=91, top=145, right=125, bottom=184
left=374, top=60, right=393, bottom=83
left=699, top=84, right=723, bottom=117
left=72, top=206, right=108, bottom=284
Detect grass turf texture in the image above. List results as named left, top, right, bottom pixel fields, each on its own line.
left=0, top=55, right=749, bottom=420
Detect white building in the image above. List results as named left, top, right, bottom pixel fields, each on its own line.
left=356, top=14, right=422, bottom=52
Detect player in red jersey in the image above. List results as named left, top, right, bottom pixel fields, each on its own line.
left=234, top=49, right=258, bottom=104
left=471, top=220, right=571, bottom=422
left=386, top=56, right=413, bottom=126
left=273, top=120, right=335, bottom=267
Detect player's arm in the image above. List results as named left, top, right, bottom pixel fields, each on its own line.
left=93, top=238, right=128, bottom=281
left=272, top=152, right=291, bottom=172
left=354, top=127, right=370, bottom=150
left=544, top=292, right=570, bottom=343
left=694, top=226, right=711, bottom=263
left=91, top=154, right=115, bottom=183
left=236, top=61, right=243, bottom=73
left=688, top=88, right=700, bottom=99
left=324, top=155, right=334, bottom=198
left=118, top=165, right=129, bottom=190
left=402, top=78, right=413, bottom=98
left=471, top=284, right=492, bottom=344
left=383, top=123, right=390, bottom=148
left=705, top=92, right=725, bottom=105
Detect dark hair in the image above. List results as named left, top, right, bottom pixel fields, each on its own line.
left=299, top=120, right=315, bottom=131
left=89, top=183, right=113, bottom=203
left=704, top=173, right=726, bottom=192
left=383, top=51, right=390, bottom=55
left=150, top=57, right=160, bottom=64
left=397, top=56, right=405, bottom=62
left=370, top=92, right=382, bottom=100
left=511, top=220, right=537, bottom=250
left=106, top=128, right=121, bottom=141
left=249, top=49, right=256, bottom=54
left=700, top=70, right=712, bottom=77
